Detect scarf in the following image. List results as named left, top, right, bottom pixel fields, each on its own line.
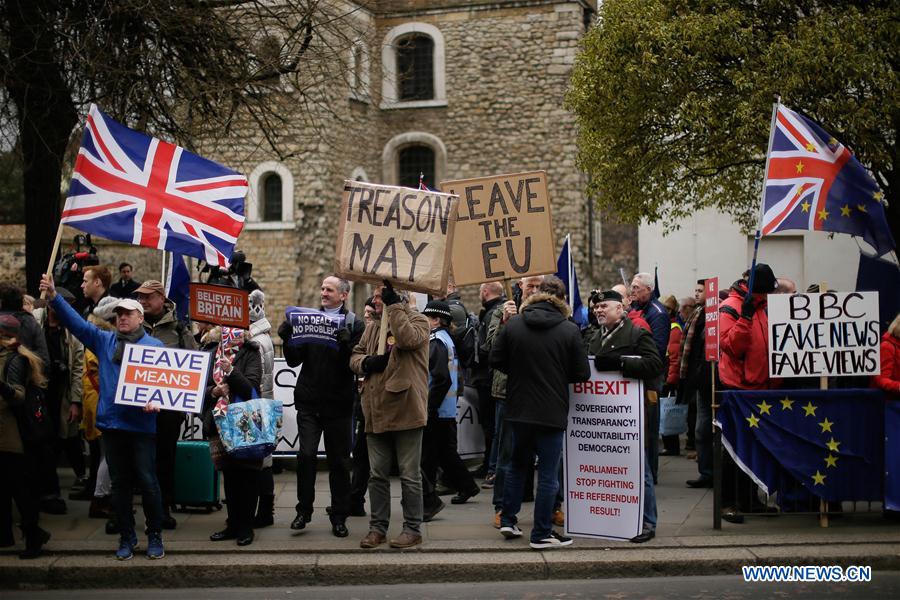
left=112, top=328, right=146, bottom=364
left=212, top=327, right=245, bottom=417
left=679, top=305, right=703, bottom=379
left=598, top=318, right=626, bottom=348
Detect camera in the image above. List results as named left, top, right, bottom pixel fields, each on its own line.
left=199, top=250, right=259, bottom=293
left=53, top=234, right=100, bottom=300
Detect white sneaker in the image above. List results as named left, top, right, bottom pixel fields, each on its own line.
left=499, top=525, right=523, bottom=539
left=529, top=531, right=573, bottom=549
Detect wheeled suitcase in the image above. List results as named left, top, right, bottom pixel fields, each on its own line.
left=174, top=440, right=221, bottom=512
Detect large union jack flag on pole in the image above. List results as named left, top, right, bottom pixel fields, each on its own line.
left=761, top=104, right=895, bottom=256
left=62, top=105, right=248, bottom=267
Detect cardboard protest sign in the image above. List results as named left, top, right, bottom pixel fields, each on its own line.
left=704, top=277, right=719, bottom=362
left=190, top=282, right=249, bottom=329
left=768, top=291, right=880, bottom=378
left=335, top=180, right=460, bottom=296
left=564, top=367, right=644, bottom=541
left=440, top=171, right=556, bottom=286
left=115, top=344, right=210, bottom=414
left=284, top=307, right=346, bottom=349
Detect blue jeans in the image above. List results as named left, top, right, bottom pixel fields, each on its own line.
left=648, top=398, right=660, bottom=482
left=491, top=401, right=511, bottom=509
left=501, top=422, right=563, bottom=543
left=694, top=388, right=713, bottom=480
left=102, top=429, right=164, bottom=537
left=487, top=398, right=504, bottom=474
left=643, top=450, right=657, bottom=531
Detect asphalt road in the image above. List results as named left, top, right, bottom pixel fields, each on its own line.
left=6, top=573, right=900, bottom=599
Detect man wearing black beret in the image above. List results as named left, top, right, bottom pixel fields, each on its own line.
left=588, top=290, right=663, bottom=543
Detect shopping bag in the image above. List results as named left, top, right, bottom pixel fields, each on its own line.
left=213, top=392, right=283, bottom=460
left=659, top=395, right=688, bottom=436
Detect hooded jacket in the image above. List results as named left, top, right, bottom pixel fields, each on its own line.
left=872, top=332, right=900, bottom=395
left=249, top=317, right=275, bottom=399
left=489, top=293, right=590, bottom=430
left=718, top=283, right=774, bottom=390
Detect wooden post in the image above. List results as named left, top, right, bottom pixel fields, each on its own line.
left=377, top=304, right=389, bottom=354
left=40, top=222, right=65, bottom=299
left=503, top=278, right=514, bottom=301
left=818, top=280, right=829, bottom=528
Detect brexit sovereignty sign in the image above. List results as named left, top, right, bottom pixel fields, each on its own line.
left=564, top=366, right=644, bottom=541
left=114, top=344, right=210, bottom=414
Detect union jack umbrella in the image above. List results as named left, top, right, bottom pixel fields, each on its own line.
left=62, top=105, right=248, bottom=267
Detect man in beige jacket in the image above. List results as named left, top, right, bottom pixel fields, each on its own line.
left=350, top=281, right=429, bottom=549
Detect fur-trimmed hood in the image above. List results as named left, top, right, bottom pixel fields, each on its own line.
left=520, top=292, right=570, bottom=330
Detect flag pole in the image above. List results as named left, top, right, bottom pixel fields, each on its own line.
left=40, top=221, right=66, bottom=299
left=566, top=234, right=574, bottom=313
left=747, top=95, right=781, bottom=294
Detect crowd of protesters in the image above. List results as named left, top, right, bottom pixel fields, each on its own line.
left=1, top=255, right=897, bottom=561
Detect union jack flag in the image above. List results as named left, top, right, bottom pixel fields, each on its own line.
left=62, top=105, right=247, bottom=267
left=761, top=105, right=895, bottom=256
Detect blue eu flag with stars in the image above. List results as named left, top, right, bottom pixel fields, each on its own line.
left=717, top=389, right=884, bottom=503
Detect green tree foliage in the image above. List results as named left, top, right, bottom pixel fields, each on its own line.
left=567, top=0, right=899, bottom=247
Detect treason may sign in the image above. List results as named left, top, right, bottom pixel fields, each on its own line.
left=440, top=171, right=556, bottom=286
left=335, top=180, right=459, bottom=296
left=768, top=291, right=880, bottom=378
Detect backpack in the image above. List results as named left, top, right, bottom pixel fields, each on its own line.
left=451, top=311, right=479, bottom=370
left=3, top=358, right=53, bottom=446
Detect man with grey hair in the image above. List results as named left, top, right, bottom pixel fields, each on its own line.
left=629, top=273, right=669, bottom=482
left=776, top=278, right=796, bottom=294
left=278, top=274, right=364, bottom=538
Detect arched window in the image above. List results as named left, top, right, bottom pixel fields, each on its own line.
left=381, top=23, right=446, bottom=109
left=262, top=173, right=282, bottom=222
left=382, top=132, right=447, bottom=187
left=396, top=35, right=434, bottom=101
left=246, top=161, right=294, bottom=229
left=398, top=145, right=435, bottom=189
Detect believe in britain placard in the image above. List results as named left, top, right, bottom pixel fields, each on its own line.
left=114, top=344, right=210, bottom=414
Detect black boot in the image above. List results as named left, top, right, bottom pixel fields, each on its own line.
left=253, top=494, right=275, bottom=528
left=19, top=526, right=50, bottom=560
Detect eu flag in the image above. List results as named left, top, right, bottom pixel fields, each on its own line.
left=761, top=105, right=895, bottom=257
left=717, top=389, right=884, bottom=503
left=555, top=235, right=588, bottom=328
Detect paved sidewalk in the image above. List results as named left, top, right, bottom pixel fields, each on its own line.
left=2, top=452, right=898, bottom=588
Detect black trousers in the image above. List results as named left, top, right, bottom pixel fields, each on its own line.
left=0, top=451, right=39, bottom=540
left=156, top=410, right=184, bottom=511
left=422, top=417, right=476, bottom=507
left=349, top=406, right=369, bottom=510
left=295, top=407, right=352, bottom=523
left=475, top=384, right=495, bottom=473
left=222, top=467, right=259, bottom=537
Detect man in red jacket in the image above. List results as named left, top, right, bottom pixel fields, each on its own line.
left=717, top=263, right=779, bottom=523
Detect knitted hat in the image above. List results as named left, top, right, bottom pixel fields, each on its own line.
left=92, top=296, right=120, bottom=322
left=422, top=300, right=451, bottom=320
left=248, top=289, right=266, bottom=322
left=0, top=314, right=21, bottom=338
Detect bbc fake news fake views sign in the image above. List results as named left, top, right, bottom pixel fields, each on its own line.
left=768, top=291, right=880, bottom=378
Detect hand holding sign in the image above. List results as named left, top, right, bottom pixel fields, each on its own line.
left=284, top=307, right=346, bottom=349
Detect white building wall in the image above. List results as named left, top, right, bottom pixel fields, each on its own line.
left=638, top=207, right=867, bottom=299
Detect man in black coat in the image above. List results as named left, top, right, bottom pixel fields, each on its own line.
left=278, top=275, right=364, bottom=538
left=490, top=280, right=590, bottom=550
left=589, top=289, right=664, bottom=543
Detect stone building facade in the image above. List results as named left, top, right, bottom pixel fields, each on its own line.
left=1, top=0, right=639, bottom=315
left=202, top=0, right=637, bottom=315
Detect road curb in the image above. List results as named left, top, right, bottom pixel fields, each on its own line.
left=3, top=543, right=899, bottom=589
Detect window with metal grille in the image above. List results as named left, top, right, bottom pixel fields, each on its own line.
left=398, top=145, right=435, bottom=189
left=262, top=173, right=282, bottom=221
left=396, top=35, right=434, bottom=101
